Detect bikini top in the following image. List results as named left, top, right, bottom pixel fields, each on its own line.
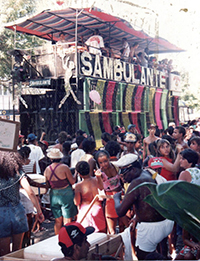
left=101, top=166, right=121, bottom=192
left=48, top=164, right=69, bottom=189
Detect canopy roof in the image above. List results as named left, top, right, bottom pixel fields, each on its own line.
left=5, top=7, right=184, bottom=55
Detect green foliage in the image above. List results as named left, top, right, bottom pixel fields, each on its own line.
left=3, top=0, right=36, bottom=22
left=128, top=180, right=200, bottom=241
left=180, top=72, right=200, bottom=110
left=0, top=0, right=44, bottom=79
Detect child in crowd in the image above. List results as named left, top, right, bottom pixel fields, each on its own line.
left=74, top=161, right=106, bottom=233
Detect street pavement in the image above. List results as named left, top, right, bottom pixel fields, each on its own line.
left=31, top=218, right=55, bottom=245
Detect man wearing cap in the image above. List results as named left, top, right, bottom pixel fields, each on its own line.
left=143, top=124, right=160, bottom=161
left=121, top=133, right=138, bottom=157
left=127, top=124, right=138, bottom=134
left=27, top=133, right=44, bottom=174
left=53, top=221, right=94, bottom=260
left=113, top=154, right=173, bottom=260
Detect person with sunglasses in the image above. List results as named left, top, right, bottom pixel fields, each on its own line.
left=113, top=154, right=173, bottom=260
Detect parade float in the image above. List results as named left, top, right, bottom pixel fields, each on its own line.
left=5, top=7, right=183, bottom=145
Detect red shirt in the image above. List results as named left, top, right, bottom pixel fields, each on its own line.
left=160, top=157, right=176, bottom=181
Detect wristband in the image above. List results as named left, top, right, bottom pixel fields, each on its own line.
left=38, top=212, right=43, bottom=217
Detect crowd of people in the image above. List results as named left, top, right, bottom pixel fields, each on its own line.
left=1, top=119, right=200, bottom=260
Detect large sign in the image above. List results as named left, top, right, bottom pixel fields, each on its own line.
left=79, top=51, right=167, bottom=88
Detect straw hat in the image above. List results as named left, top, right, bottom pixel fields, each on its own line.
left=47, top=148, right=63, bottom=159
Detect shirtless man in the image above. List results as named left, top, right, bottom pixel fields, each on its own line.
left=143, top=124, right=160, bottom=160
left=114, top=154, right=174, bottom=260
left=173, top=126, right=188, bottom=150
left=74, top=161, right=106, bottom=233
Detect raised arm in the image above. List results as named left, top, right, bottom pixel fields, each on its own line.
left=162, top=152, right=181, bottom=173
left=94, top=169, right=104, bottom=190
left=40, top=131, right=46, bottom=142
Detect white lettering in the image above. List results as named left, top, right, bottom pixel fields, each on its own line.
left=103, top=57, right=114, bottom=80
left=123, top=62, right=132, bottom=82
left=146, top=68, right=154, bottom=86
left=81, top=51, right=93, bottom=75
left=140, top=67, right=146, bottom=85
left=93, top=55, right=102, bottom=78
left=114, top=59, right=123, bottom=81
left=79, top=52, right=168, bottom=87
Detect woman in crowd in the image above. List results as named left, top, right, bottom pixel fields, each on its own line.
left=175, top=149, right=200, bottom=260
left=156, top=139, right=177, bottom=181
left=95, top=150, right=122, bottom=234
left=188, top=136, right=200, bottom=164
left=151, top=139, right=182, bottom=180
left=178, top=148, right=200, bottom=185
left=44, top=148, right=78, bottom=234
left=0, top=151, right=44, bottom=256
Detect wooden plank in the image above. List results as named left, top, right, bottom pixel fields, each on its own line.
left=87, top=235, right=122, bottom=260
left=2, top=235, right=122, bottom=261
left=0, top=249, right=25, bottom=261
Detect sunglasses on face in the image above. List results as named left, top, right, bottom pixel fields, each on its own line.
left=120, top=164, right=134, bottom=175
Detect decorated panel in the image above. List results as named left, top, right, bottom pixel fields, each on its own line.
left=155, top=88, right=163, bottom=130
left=124, top=84, right=136, bottom=112
left=161, top=89, right=169, bottom=130
left=148, top=87, right=156, bottom=125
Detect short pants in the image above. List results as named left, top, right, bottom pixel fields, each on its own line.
left=50, top=186, right=78, bottom=219
left=136, top=219, right=174, bottom=252
left=0, top=202, right=28, bottom=238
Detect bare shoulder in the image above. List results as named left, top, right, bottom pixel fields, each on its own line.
left=178, top=170, right=191, bottom=181
left=74, top=181, right=82, bottom=191
left=59, top=162, right=69, bottom=168
left=44, top=165, right=51, bottom=177
left=143, top=137, right=148, bottom=142
left=59, top=163, right=70, bottom=170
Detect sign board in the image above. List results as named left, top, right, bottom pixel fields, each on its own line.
left=169, top=73, right=181, bottom=92
left=29, top=78, right=51, bottom=87
left=0, top=118, right=20, bottom=151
